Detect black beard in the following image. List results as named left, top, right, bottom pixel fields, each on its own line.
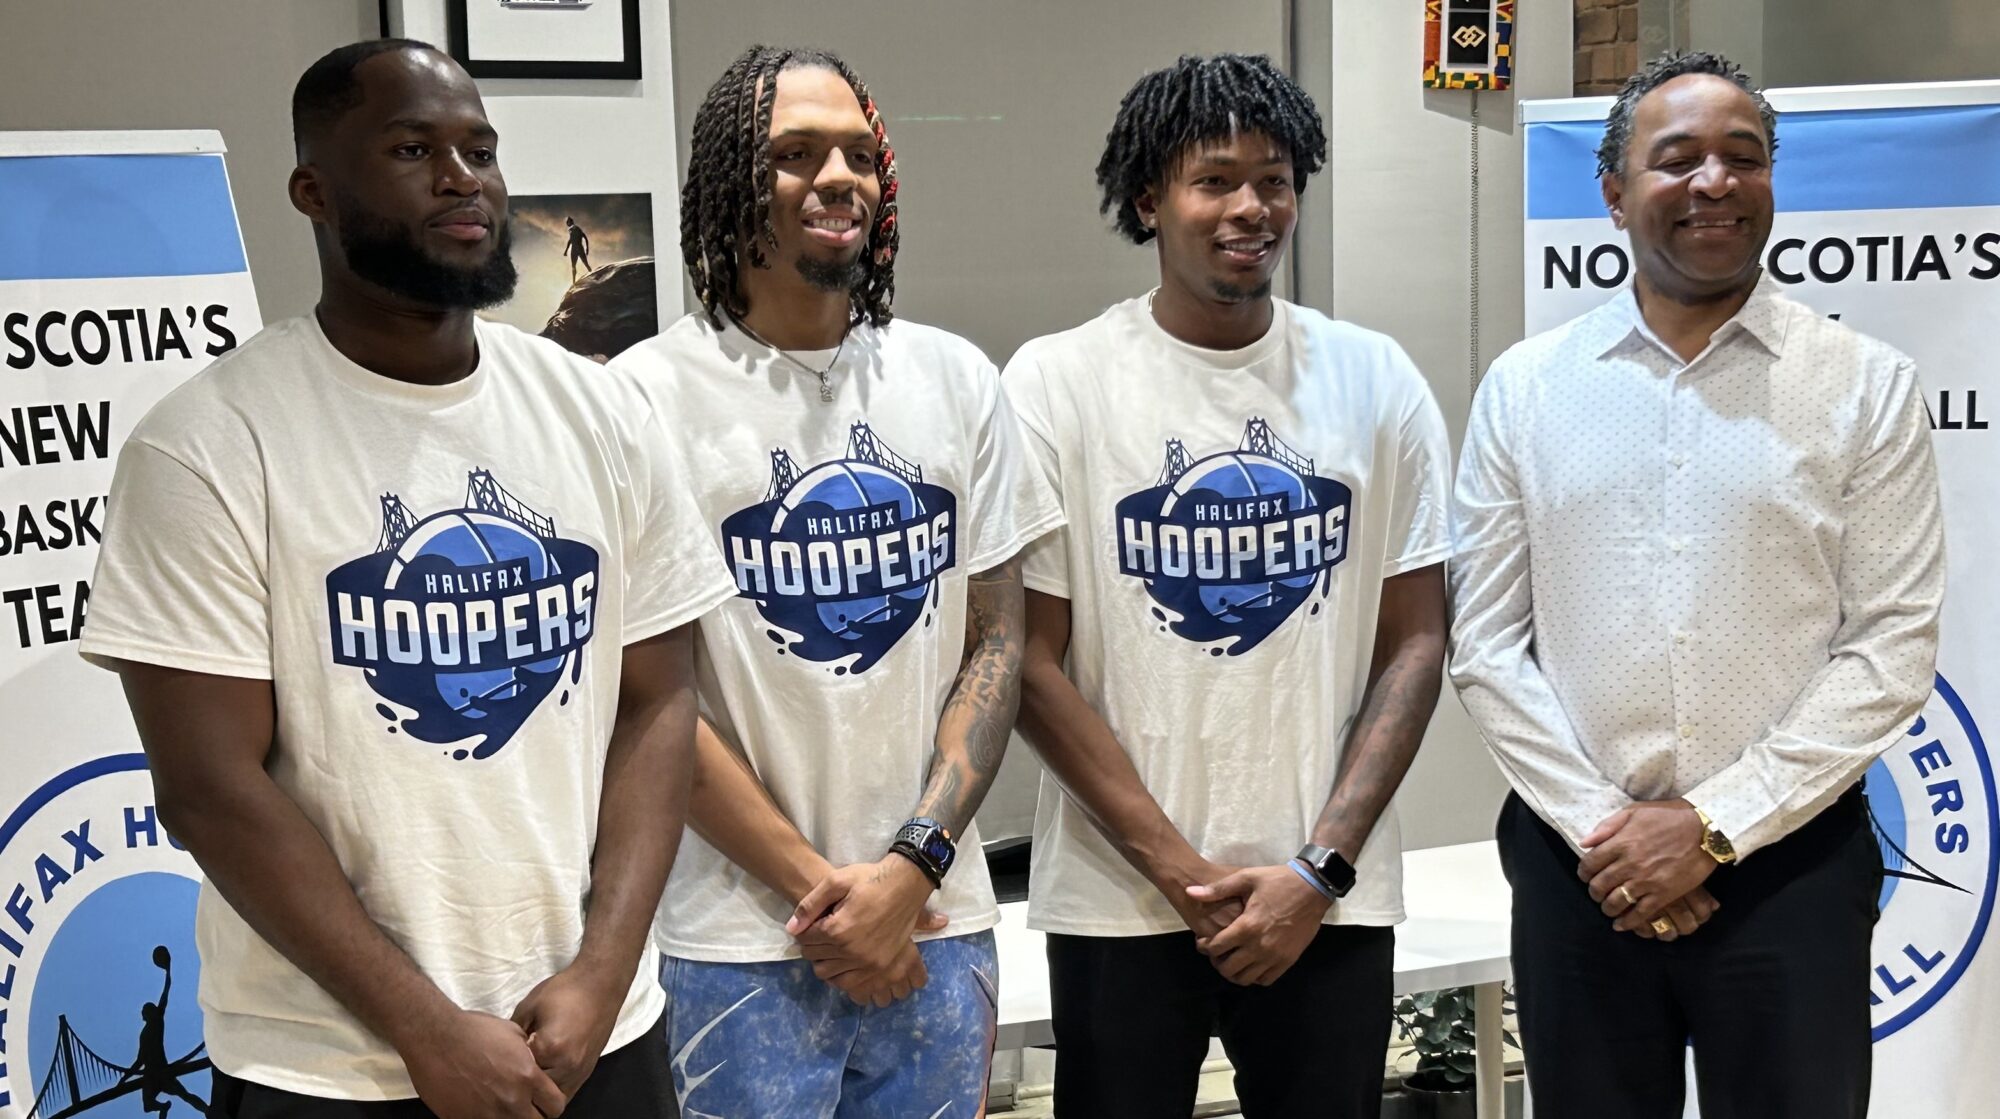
left=334, top=192, right=518, bottom=310
left=796, top=252, right=866, bottom=294
left=1209, top=277, right=1273, bottom=303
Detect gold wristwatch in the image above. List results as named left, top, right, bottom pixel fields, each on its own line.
left=1694, top=807, right=1737, bottom=865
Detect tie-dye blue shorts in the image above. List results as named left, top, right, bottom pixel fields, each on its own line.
left=663, top=930, right=998, bottom=1118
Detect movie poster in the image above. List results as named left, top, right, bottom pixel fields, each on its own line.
left=484, top=192, right=656, bottom=362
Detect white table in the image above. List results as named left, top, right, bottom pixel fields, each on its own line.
left=995, top=840, right=1514, bottom=1119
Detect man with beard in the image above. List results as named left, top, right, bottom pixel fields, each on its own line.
left=80, top=39, right=732, bottom=1118
left=1450, top=52, right=1942, bottom=1117
left=1003, top=54, right=1451, bottom=1117
left=610, top=45, right=1061, bottom=1116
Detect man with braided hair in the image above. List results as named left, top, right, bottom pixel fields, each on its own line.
left=612, top=44, right=1061, bottom=1116
left=1004, top=53, right=1451, bottom=1116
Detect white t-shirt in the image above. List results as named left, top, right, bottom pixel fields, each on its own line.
left=78, top=316, right=735, bottom=1099
left=613, top=313, right=1063, bottom=963
left=1004, top=295, right=1452, bottom=936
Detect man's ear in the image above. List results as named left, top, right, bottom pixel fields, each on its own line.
left=1601, top=172, right=1627, bottom=230
left=1134, top=187, right=1160, bottom=233
left=290, top=164, right=329, bottom=224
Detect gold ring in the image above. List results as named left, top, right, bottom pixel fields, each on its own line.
left=1616, top=885, right=1637, bottom=908
left=1651, top=916, right=1674, bottom=935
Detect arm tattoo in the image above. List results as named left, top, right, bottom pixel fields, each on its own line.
left=1315, top=571, right=1447, bottom=857
left=916, top=557, right=1025, bottom=836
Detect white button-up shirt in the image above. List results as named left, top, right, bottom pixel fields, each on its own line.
left=1449, top=277, right=1944, bottom=858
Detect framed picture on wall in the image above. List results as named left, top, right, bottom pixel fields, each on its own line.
left=484, top=192, right=658, bottom=362
left=446, top=0, right=641, bottom=80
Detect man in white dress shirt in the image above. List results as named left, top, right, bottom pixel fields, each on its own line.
left=1450, top=52, right=1943, bottom=1118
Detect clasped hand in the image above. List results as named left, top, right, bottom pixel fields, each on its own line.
left=402, top=961, right=628, bottom=1119
left=1179, top=863, right=1332, bottom=988
left=788, top=856, right=947, bottom=1007
left=1579, top=799, right=1722, bottom=941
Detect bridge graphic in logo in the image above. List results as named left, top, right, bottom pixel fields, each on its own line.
left=1865, top=673, right=1998, bottom=1041
left=1, top=755, right=210, bottom=1119
left=325, top=469, right=602, bottom=761
left=1114, top=418, right=1353, bottom=656
left=721, top=422, right=956, bottom=674
left=26, top=947, right=210, bottom=1118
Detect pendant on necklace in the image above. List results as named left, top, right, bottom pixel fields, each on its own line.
left=817, top=373, right=834, bottom=403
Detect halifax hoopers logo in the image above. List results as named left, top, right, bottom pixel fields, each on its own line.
left=324, top=471, right=601, bottom=761
left=723, top=422, right=956, bottom=675
left=1, top=756, right=211, bottom=1118
left=1116, top=418, right=1351, bottom=655
left=1864, top=673, right=1997, bottom=1041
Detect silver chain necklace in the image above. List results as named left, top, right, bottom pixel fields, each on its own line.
left=733, top=315, right=849, bottom=403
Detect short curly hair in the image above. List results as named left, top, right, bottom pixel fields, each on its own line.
left=1096, top=53, right=1327, bottom=245
left=1597, top=51, right=1779, bottom=178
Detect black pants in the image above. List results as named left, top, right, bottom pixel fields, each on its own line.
left=208, top=1023, right=677, bottom=1118
left=1047, top=924, right=1394, bottom=1118
left=1498, top=789, right=1880, bottom=1119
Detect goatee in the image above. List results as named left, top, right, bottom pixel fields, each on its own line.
left=1209, top=278, right=1273, bottom=303
left=796, top=253, right=866, bottom=294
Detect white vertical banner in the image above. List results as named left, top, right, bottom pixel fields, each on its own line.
left=0, top=131, right=260, bottom=1118
left=1521, top=84, right=2000, bottom=1119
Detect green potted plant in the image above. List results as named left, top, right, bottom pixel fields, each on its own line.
left=1391, top=986, right=1516, bottom=1118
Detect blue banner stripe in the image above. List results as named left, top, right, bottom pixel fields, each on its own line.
left=1528, top=103, right=2000, bottom=219
left=0, top=153, right=249, bottom=280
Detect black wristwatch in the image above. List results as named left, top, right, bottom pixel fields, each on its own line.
left=889, top=817, right=956, bottom=887
left=1295, top=843, right=1357, bottom=898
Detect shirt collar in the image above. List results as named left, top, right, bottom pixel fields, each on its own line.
left=1594, top=272, right=1792, bottom=363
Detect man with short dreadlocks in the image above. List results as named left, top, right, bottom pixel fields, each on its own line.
left=1005, top=54, right=1451, bottom=1117
left=611, top=44, right=1061, bottom=1116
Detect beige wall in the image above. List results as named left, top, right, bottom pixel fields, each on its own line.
left=0, top=0, right=1579, bottom=853
left=0, top=0, right=378, bottom=322
left=1762, top=0, right=2000, bottom=86
left=1317, top=0, right=1573, bottom=849
left=391, top=0, right=686, bottom=322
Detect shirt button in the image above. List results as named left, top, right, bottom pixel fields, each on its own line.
left=1679, top=725, right=1694, bottom=739
left=1670, top=539, right=1685, bottom=553
left=1670, top=454, right=1686, bottom=468
left=1675, top=633, right=1688, bottom=645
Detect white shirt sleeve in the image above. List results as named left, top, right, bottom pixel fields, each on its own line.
left=622, top=407, right=738, bottom=644
left=1448, top=360, right=1634, bottom=850
left=1685, top=361, right=1944, bottom=858
left=999, top=348, right=1070, bottom=598
left=962, top=353, right=1064, bottom=576
left=1382, top=352, right=1455, bottom=578
left=79, top=439, right=272, bottom=678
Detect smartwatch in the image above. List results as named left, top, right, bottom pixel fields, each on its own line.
left=1295, top=843, right=1357, bottom=898
left=889, top=817, right=956, bottom=887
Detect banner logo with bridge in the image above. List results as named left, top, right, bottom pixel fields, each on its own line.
left=722, top=422, right=956, bottom=675
left=325, top=470, right=601, bottom=761
left=1115, top=418, right=1352, bottom=656
left=1, top=754, right=210, bottom=1118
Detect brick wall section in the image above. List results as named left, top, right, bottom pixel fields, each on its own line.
left=1575, top=0, right=1641, bottom=95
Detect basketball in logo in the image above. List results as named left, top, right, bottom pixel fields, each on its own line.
left=386, top=510, right=568, bottom=716
left=720, top=422, right=959, bottom=675
left=774, top=461, right=934, bottom=647
left=325, top=470, right=602, bottom=761
left=1115, top=418, right=1353, bottom=654
left=1162, top=450, right=1322, bottom=624
left=1, top=756, right=211, bottom=1118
